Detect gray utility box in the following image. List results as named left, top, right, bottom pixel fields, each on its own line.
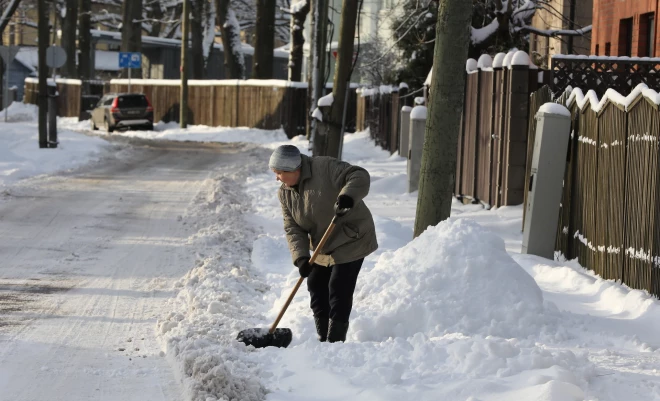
left=522, top=103, right=572, bottom=259
left=407, top=106, right=426, bottom=193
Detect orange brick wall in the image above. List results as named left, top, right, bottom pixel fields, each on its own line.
left=592, top=0, right=659, bottom=56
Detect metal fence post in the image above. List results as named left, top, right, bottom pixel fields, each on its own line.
left=47, top=83, right=58, bottom=148
left=399, top=106, right=412, bottom=158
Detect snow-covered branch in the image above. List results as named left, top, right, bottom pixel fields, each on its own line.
left=516, top=24, right=592, bottom=37
left=0, top=0, right=22, bottom=33
left=471, top=18, right=499, bottom=45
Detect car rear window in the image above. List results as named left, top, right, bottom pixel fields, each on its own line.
left=117, top=95, right=148, bottom=108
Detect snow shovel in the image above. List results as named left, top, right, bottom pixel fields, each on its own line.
left=236, top=214, right=340, bottom=348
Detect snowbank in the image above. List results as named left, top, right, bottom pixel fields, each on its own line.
left=156, top=152, right=273, bottom=401
left=352, top=218, right=546, bottom=341
left=0, top=103, right=114, bottom=188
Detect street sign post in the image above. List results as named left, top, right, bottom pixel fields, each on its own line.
left=119, top=52, right=142, bottom=92
left=46, top=46, right=67, bottom=69
left=0, top=45, right=20, bottom=122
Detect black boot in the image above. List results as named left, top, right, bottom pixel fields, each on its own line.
left=327, top=319, right=349, bottom=343
left=314, top=316, right=329, bottom=342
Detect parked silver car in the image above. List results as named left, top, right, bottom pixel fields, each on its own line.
left=90, top=93, right=154, bottom=132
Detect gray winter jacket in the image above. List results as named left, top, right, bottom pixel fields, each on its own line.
left=278, top=154, right=378, bottom=266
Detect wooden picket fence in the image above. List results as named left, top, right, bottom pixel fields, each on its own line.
left=24, top=78, right=358, bottom=139
left=110, top=80, right=310, bottom=137
left=547, top=85, right=660, bottom=297
left=454, top=56, right=546, bottom=207
left=356, top=86, right=409, bottom=153
left=23, top=78, right=104, bottom=119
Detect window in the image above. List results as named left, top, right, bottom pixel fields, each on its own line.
left=619, top=18, right=633, bottom=57
left=640, top=13, right=656, bottom=57
left=595, top=44, right=599, bottom=56
left=117, top=95, right=148, bottom=108
left=605, top=42, right=611, bottom=56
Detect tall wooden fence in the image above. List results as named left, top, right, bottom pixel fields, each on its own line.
left=23, top=78, right=104, bottom=119
left=353, top=52, right=545, bottom=206
left=550, top=86, right=660, bottom=297
left=24, top=78, right=357, bottom=139
left=356, top=86, right=408, bottom=154
left=109, top=80, right=312, bottom=137
left=455, top=55, right=545, bottom=207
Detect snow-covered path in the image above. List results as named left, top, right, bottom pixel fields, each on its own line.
left=0, top=140, right=253, bottom=401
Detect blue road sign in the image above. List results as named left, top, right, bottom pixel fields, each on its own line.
left=119, top=52, right=142, bottom=68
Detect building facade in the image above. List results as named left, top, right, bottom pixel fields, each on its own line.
left=591, top=0, right=658, bottom=57
left=529, top=0, right=593, bottom=68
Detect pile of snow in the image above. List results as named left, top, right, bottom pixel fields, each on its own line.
left=0, top=103, right=114, bottom=188
left=3, top=101, right=38, bottom=122
left=352, top=218, right=548, bottom=341
left=156, top=148, right=274, bottom=401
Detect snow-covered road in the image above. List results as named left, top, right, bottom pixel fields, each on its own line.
left=0, top=140, right=255, bottom=401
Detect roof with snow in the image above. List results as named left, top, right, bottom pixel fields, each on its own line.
left=15, top=47, right=121, bottom=73
left=90, top=29, right=289, bottom=58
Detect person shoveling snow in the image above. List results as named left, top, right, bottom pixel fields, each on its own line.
left=237, top=145, right=378, bottom=347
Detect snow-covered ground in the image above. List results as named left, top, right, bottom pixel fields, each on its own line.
left=2, top=104, right=660, bottom=401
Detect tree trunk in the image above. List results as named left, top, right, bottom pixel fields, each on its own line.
left=216, top=0, right=245, bottom=79
left=203, top=0, right=216, bottom=76
left=121, top=0, right=142, bottom=78
left=61, top=0, right=78, bottom=78
left=0, top=0, right=23, bottom=107
left=38, top=0, right=48, bottom=147
left=0, top=0, right=21, bottom=33
left=77, top=0, right=92, bottom=90
left=288, top=0, right=309, bottom=81
left=252, top=0, right=276, bottom=79
left=413, top=0, right=472, bottom=238
left=150, top=0, right=164, bottom=37
left=313, top=0, right=357, bottom=158
left=190, top=0, right=204, bottom=79
left=307, top=0, right=328, bottom=141
left=180, top=0, right=190, bottom=128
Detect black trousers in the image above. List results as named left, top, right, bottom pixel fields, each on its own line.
left=306, top=258, right=364, bottom=323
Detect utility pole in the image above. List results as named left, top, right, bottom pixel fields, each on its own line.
left=180, top=0, right=189, bottom=128
left=78, top=0, right=92, bottom=94
left=413, top=0, right=473, bottom=237
left=307, top=0, right=328, bottom=142
left=38, top=0, right=48, bottom=148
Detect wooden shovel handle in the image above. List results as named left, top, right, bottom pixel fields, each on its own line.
left=269, top=216, right=338, bottom=333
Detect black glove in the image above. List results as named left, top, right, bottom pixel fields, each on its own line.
left=334, top=195, right=354, bottom=216
left=295, top=257, right=314, bottom=278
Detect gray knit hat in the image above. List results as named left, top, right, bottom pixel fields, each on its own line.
left=269, top=145, right=302, bottom=172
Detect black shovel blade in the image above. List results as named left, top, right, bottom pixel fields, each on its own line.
left=236, top=327, right=292, bottom=348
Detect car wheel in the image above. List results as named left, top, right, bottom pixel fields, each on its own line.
left=104, top=119, right=114, bottom=133
left=145, top=123, right=154, bottom=131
